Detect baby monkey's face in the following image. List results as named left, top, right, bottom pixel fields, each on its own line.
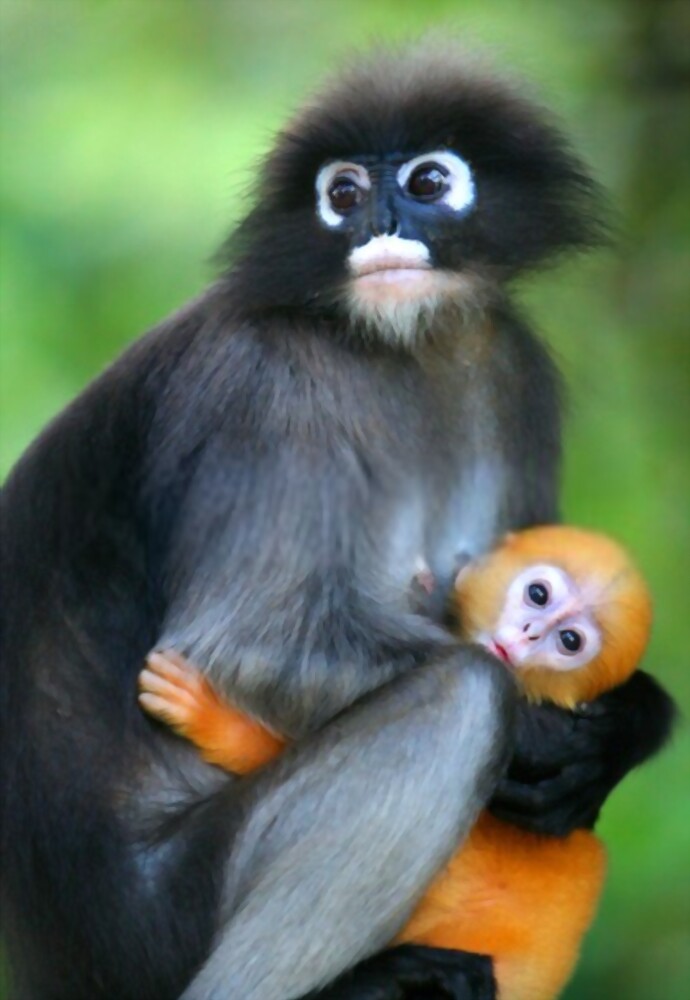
left=455, top=526, right=651, bottom=704
left=475, top=564, right=602, bottom=674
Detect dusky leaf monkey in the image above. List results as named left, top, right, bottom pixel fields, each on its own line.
left=0, top=41, right=675, bottom=1000
left=141, top=525, right=655, bottom=1000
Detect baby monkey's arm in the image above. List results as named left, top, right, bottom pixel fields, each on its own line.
left=140, top=564, right=441, bottom=773
left=139, top=651, right=286, bottom=773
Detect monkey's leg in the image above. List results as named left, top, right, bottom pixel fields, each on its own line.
left=180, top=649, right=513, bottom=1000
left=139, top=652, right=503, bottom=1000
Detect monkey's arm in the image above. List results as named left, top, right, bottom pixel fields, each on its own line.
left=139, top=650, right=286, bottom=773
left=490, top=671, right=677, bottom=835
left=138, top=655, right=606, bottom=1000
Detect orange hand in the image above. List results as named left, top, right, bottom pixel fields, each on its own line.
left=138, top=650, right=286, bottom=774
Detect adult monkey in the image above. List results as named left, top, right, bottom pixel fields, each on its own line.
left=0, top=43, right=674, bottom=1000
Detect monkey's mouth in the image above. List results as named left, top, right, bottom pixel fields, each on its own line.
left=355, top=266, right=433, bottom=286
left=489, top=641, right=512, bottom=666
left=348, top=236, right=433, bottom=287
left=349, top=259, right=437, bottom=302
left=353, top=256, right=432, bottom=279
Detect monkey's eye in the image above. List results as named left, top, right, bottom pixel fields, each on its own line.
left=316, top=161, right=370, bottom=228
left=525, top=581, right=550, bottom=607
left=328, top=177, right=364, bottom=214
left=406, top=163, right=449, bottom=202
left=557, top=629, right=584, bottom=655
left=397, top=151, right=475, bottom=214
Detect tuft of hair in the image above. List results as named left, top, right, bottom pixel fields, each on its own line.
left=221, top=39, right=609, bottom=320
left=345, top=272, right=493, bottom=349
left=457, top=525, right=653, bottom=708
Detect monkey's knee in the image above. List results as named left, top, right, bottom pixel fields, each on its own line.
left=425, top=644, right=516, bottom=736
left=410, top=646, right=517, bottom=807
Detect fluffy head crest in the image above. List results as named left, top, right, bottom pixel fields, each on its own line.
left=224, top=41, right=608, bottom=318
left=265, top=43, right=605, bottom=247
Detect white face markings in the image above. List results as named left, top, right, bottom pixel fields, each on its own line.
left=396, top=150, right=475, bottom=214
left=315, top=150, right=479, bottom=343
left=348, top=233, right=430, bottom=277
left=480, top=564, right=603, bottom=673
left=345, top=232, right=454, bottom=345
left=316, top=161, right=371, bottom=229
left=315, top=149, right=476, bottom=231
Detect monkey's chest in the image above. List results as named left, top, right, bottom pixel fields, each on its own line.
left=381, top=455, right=508, bottom=594
left=430, top=457, right=508, bottom=574
left=411, top=369, right=512, bottom=578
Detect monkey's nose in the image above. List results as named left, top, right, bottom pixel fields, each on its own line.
left=522, top=623, right=541, bottom=641
left=371, top=206, right=397, bottom=236
left=369, top=183, right=398, bottom=237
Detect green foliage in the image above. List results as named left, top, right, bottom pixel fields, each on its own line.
left=1, top=2, right=688, bottom=998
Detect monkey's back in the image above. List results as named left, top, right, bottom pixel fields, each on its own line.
left=399, top=811, right=606, bottom=1000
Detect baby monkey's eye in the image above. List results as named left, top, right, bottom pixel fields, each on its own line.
left=328, top=177, right=364, bottom=214
left=558, top=629, right=584, bottom=655
left=406, top=163, right=449, bottom=201
left=525, top=581, right=550, bottom=607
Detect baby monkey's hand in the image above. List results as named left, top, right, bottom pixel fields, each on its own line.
left=139, top=650, right=211, bottom=737
left=138, top=650, right=285, bottom=773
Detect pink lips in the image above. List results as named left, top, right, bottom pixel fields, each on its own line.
left=356, top=267, right=431, bottom=285
left=352, top=255, right=432, bottom=278
left=490, top=641, right=512, bottom=665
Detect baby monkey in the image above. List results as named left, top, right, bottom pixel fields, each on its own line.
left=139, top=525, right=652, bottom=1000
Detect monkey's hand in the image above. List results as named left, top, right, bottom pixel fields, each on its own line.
left=490, top=670, right=677, bottom=836
left=306, top=945, right=495, bottom=1000
left=138, top=650, right=286, bottom=774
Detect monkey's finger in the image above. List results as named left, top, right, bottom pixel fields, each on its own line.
left=138, top=691, right=191, bottom=725
left=146, top=649, right=203, bottom=684
left=142, top=656, right=206, bottom=700
left=138, top=668, right=199, bottom=708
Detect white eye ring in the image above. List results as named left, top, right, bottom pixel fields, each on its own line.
left=316, top=161, right=371, bottom=228
left=397, top=150, right=475, bottom=213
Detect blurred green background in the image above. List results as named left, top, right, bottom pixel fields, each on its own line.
left=1, top=1, right=688, bottom=998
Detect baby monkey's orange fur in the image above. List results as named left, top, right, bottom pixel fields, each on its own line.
left=139, top=525, right=652, bottom=1000
left=139, top=652, right=286, bottom=772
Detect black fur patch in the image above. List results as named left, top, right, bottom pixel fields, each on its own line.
left=221, top=42, right=608, bottom=318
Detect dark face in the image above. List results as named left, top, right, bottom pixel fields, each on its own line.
left=312, top=148, right=482, bottom=341
left=315, top=150, right=475, bottom=251
left=228, top=144, right=490, bottom=344
left=224, top=46, right=604, bottom=342
left=306, top=149, right=476, bottom=341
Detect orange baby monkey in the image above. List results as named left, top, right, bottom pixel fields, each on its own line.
left=139, top=525, right=652, bottom=1000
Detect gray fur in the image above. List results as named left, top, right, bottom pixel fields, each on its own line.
left=134, top=293, right=557, bottom=997
left=182, top=652, right=514, bottom=1000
